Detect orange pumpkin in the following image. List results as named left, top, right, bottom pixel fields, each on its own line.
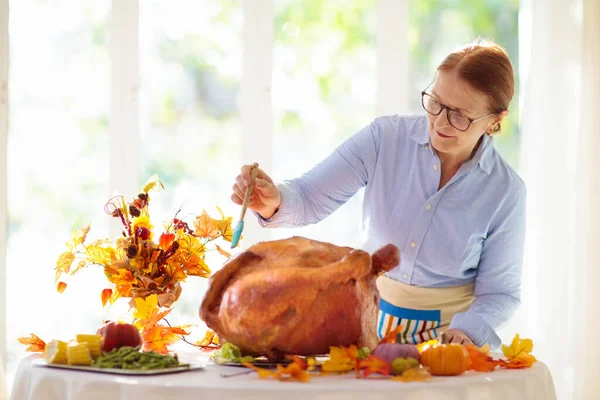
left=421, top=343, right=469, bottom=376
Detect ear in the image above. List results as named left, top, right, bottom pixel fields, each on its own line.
left=487, top=110, right=509, bottom=134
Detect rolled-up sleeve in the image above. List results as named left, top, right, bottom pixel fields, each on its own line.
left=449, top=184, right=527, bottom=348
left=255, top=120, right=383, bottom=228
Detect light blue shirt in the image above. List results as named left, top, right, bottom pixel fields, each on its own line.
left=256, top=115, right=526, bottom=348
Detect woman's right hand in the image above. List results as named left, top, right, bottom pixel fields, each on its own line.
left=231, top=165, right=282, bottom=220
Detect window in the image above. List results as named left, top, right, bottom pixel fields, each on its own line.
left=2, top=1, right=520, bottom=393
left=408, top=0, right=520, bottom=167
left=138, top=0, right=243, bottom=325
left=6, top=0, right=112, bottom=386
left=270, top=0, right=376, bottom=248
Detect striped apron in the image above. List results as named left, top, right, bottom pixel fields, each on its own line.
left=376, top=275, right=475, bottom=343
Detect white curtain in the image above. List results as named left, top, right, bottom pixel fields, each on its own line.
left=510, top=0, right=600, bottom=398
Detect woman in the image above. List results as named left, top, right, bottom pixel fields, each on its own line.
left=231, top=38, right=525, bottom=349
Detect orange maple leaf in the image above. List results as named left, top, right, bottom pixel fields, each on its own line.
left=107, top=269, right=136, bottom=297
left=499, top=334, right=537, bottom=369
left=379, top=325, right=405, bottom=344
left=215, top=244, right=231, bottom=258
left=142, top=325, right=189, bottom=354
left=101, top=288, right=113, bottom=307
left=56, top=281, right=67, bottom=293
left=358, top=355, right=392, bottom=378
left=180, top=254, right=211, bottom=277
left=244, top=358, right=310, bottom=382
left=18, top=334, right=46, bottom=353
left=193, top=210, right=220, bottom=239
left=465, top=344, right=499, bottom=372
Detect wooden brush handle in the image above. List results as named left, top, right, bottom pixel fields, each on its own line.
left=239, top=162, right=259, bottom=221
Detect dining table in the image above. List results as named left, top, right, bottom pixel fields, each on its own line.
left=9, top=350, right=557, bottom=400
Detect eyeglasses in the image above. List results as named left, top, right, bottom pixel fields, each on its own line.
left=421, top=91, right=496, bottom=132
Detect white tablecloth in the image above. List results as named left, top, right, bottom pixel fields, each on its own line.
left=10, top=353, right=557, bottom=400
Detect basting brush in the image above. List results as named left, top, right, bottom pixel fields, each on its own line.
left=230, top=162, right=259, bottom=249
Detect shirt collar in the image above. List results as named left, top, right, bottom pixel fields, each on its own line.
left=411, top=123, right=494, bottom=175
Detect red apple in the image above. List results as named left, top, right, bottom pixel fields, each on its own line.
left=96, top=321, right=142, bottom=352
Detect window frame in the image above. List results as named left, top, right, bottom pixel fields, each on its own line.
left=0, top=0, right=409, bottom=375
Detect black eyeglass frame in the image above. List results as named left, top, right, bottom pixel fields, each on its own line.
left=420, top=90, right=498, bottom=132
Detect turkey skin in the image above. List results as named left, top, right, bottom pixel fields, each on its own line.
left=199, top=236, right=400, bottom=359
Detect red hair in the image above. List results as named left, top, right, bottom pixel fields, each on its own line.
left=438, top=38, right=515, bottom=133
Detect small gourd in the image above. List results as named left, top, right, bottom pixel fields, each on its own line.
left=420, top=343, right=469, bottom=376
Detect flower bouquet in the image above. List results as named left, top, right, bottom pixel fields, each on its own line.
left=53, top=175, right=234, bottom=352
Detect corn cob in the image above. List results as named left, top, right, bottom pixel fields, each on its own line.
left=44, top=340, right=68, bottom=364
left=75, top=334, right=102, bottom=359
left=67, top=341, right=93, bottom=366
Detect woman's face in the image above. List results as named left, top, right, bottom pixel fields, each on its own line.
left=425, top=70, right=506, bottom=162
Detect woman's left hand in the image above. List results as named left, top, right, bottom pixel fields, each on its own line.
left=442, top=329, right=473, bottom=345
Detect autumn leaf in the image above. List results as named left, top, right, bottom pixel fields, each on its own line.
left=84, top=240, right=118, bottom=267
left=216, top=206, right=234, bottom=242
left=321, top=345, right=358, bottom=373
left=181, top=254, right=211, bottom=277
left=196, top=330, right=221, bottom=349
left=193, top=210, right=220, bottom=239
left=379, top=325, right=405, bottom=344
left=107, top=269, right=136, bottom=297
left=18, top=334, right=46, bottom=353
left=391, top=367, right=432, bottom=382
left=56, top=281, right=67, bottom=293
left=465, top=344, right=499, bottom=372
left=55, top=251, right=75, bottom=282
left=70, top=259, right=89, bottom=276
left=101, top=288, right=113, bottom=307
left=244, top=358, right=310, bottom=382
left=66, top=224, right=91, bottom=250
left=215, top=244, right=231, bottom=258
left=142, top=174, right=165, bottom=193
left=159, top=233, right=175, bottom=250
left=141, top=325, right=189, bottom=354
left=499, top=334, right=537, bottom=369
left=133, top=294, right=159, bottom=320
left=243, top=362, right=281, bottom=379
left=358, top=355, right=392, bottom=378
left=416, top=339, right=439, bottom=353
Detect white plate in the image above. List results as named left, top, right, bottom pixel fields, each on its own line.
left=33, top=359, right=206, bottom=376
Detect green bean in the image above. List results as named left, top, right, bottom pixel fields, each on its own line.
left=92, top=346, right=185, bottom=370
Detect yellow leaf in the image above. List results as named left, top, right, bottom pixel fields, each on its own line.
left=70, top=259, right=89, bottom=276
left=18, top=334, right=46, bottom=353
left=133, top=294, right=159, bottom=320
left=55, top=251, right=75, bottom=282
left=66, top=224, right=91, bottom=250
left=391, top=367, right=432, bottom=382
left=216, top=206, right=234, bottom=242
left=321, top=345, right=356, bottom=372
left=142, top=174, right=165, bottom=193
left=416, top=339, right=439, bottom=353
left=500, top=334, right=537, bottom=369
left=84, top=241, right=118, bottom=267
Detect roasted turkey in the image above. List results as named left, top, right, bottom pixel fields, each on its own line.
left=199, top=236, right=400, bottom=359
